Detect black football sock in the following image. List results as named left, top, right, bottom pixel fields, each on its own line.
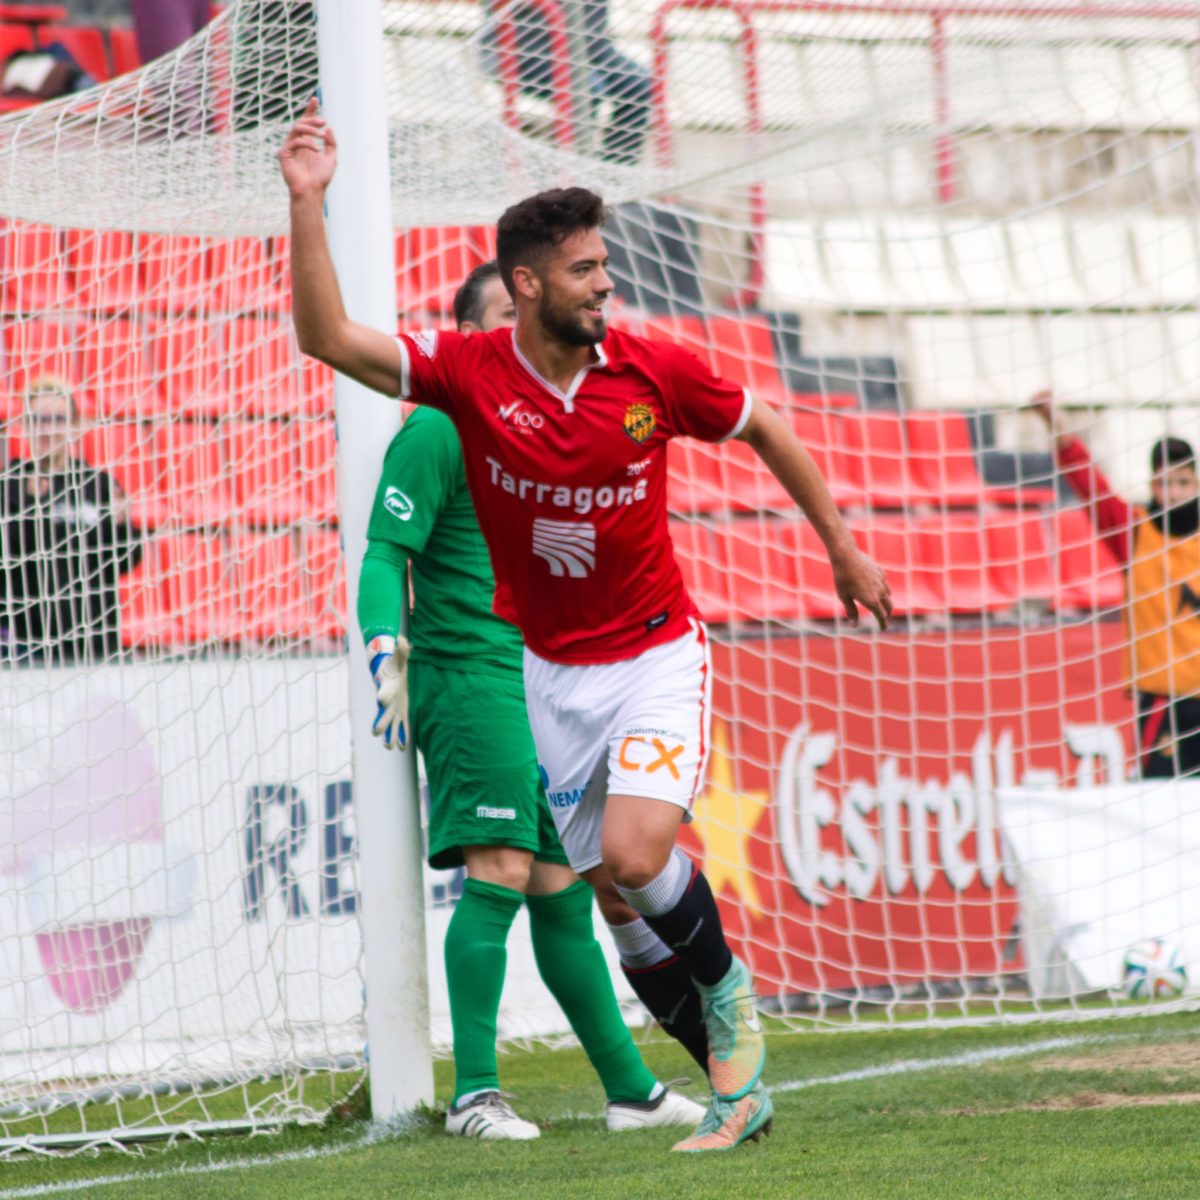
left=622, top=955, right=710, bottom=1073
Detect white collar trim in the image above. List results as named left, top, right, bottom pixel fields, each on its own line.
left=511, top=330, right=608, bottom=414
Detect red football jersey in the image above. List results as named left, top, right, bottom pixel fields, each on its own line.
left=395, top=325, right=751, bottom=664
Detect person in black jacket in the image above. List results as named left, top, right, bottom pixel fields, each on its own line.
left=1, top=377, right=142, bottom=664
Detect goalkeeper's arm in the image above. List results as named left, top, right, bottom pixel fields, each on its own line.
left=358, top=539, right=411, bottom=751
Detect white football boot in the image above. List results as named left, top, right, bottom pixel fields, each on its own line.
left=606, top=1086, right=707, bottom=1131
left=445, top=1091, right=540, bottom=1140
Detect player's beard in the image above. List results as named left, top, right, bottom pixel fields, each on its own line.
left=538, top=290, right=606, bottom=347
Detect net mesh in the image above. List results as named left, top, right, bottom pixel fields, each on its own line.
left=1, top=0, right=1198, bottom=1152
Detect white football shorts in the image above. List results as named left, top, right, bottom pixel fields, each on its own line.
left=524, top=618, right=713, bottom=874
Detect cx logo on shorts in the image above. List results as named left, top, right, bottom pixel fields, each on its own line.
left=618, top=736, right=683, bottom=780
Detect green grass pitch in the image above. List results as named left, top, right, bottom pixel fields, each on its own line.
left=3, top=1012, right=1199, bottom=1200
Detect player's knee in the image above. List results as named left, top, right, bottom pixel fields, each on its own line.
left=603, top=845, right=672, bottom=892
left=463, top=844, right=534, bottom=892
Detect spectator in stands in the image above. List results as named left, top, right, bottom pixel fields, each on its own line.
left=0, top=377, right=142, bottom=664
left=132, top=0, right=212, bottom=65
left=1034, top=390, right=1200, bottom=778
left=485, top=0, right=652, bottom=165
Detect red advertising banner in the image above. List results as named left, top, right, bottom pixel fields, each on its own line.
left=679, top=622, right=1134, bottom=997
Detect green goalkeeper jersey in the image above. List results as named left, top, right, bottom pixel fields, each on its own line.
left=362, top=407, right=523, bottom=676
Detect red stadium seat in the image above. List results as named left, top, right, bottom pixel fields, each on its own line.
left=231, top=530, right=312, bottom=642
left=716, top=517, right=804, bottom=621
left=139, top=234, right=211, bottom=315
left=65, top=229, right=139, bottom=312
left=792, top=518, right=844, bottom=619
left=849, top=514, right=943, bottom=615
left=841, top=412, right=939, bottom=508
left=667, top=440, right=727, bottom=515
left=148, top=318, right=225, bottom=418
left=209, top=237, right=288, bottom=313
left=296, top=416, right=338, bottom=522
left=120, top=531, right=236, bottom=647
left=669, top=519, right=732, bottom=623
left=1, top=221, right=68, bottom=311
left=77, top=317, right=146, bottom=419
left=395, top=226, right=496, bottom=316
left=108, top=25, right=139, bottom=76
left=905, top=411, right=984, bottom=507
left=720, top=438, right=794, bottom=513
left=1051, top=507, right=1125, bottom=611
left=225, top=417, right=310, bottom=526
left=37, top=24, right=110, bottom=81
left=2, top=319, right=78, bottom=405
left=301, top=527, right=346, bottom=641
left=225, top=317, right=316, bottom=418
left=788, top=410, right=859, bottom=507
left=985, top=510, right=1055, bottom=605
left=79, top=420, right=164, bottom=527
left=151, top=420, right=236, bottom=527
left=916, top=512, right=1014, bottom=613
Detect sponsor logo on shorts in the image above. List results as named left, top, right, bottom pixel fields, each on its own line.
left=623, top=402, right=656, bottom=445
left=532, top=519, right=596, bottom=579
left=476, top=805, right=517, bottom=820
left=411, top=329, right=438, bottom=360
left=618, top=736, right=685, bottom=780
left=384, top=486, right=415, bottom=522
left=547, top=787, right=585, bottom=810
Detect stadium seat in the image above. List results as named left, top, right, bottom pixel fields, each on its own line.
left=300, top=527, right=346, bottom=642
left=225, top=317, right=318, bottom=418
left=77, top=317, right=146, bottom=419
left=788, top=410, right=859, bottom=507
left=791, top=518, right=843, bottom=619
left=209, top=237, right=288, bottom=313
left=151, top=420, right=236, bottom=527
left=848, top=515, right=943, bottom=615
left=841, top=411, right=940, bottom=508
left=1051, top=507, right=1125, bottom=611
left=225, top=417, right=310, bottom=526
left=669, top=519, right=732, bottom=623
left=915, top=512, right=1014, bottom=613
left=65, top=228, right=139, bottom=312
left=230, top=530, right=312, bottom=643
left=984, top=510, right=1056, bottom=605
left=79, top=420, right=164, bottom=527
left=904, top=411, right=985, bottom=507
left=139, top=234, right=212, bottom=315
left=37, top=23, right=110, bottom=81
left=667, top=440, right=727, bottom=515
left=107, top=25, right=139, bottom=76
left=296, top=416, right=338, bottom=523
left=2, top=319, right=78, bottom=404
left=395, top=226, right=496, bottom=316
left=1, top=221, right=68, bottom=311
left=720, top=438, right=794, bottom=513
left=148, top=318, right=225, bottom=418
left=716, top=517, right=806, bottom=621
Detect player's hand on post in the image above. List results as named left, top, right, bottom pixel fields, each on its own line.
left=368, top=635, right=411, bottom=751
left=831, top=545, right=893, bottom=630
left=277, top=96, right=337, bottom=199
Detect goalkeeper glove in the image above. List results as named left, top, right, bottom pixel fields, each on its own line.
left=367, top=635, right=411, bottom=751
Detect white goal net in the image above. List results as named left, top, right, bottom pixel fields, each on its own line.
left=1, top=0, right=1198, bottom=1153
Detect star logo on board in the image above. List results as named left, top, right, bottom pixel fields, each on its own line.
left=690, top=720, right=768, bottom=918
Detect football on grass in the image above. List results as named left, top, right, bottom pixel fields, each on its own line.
left=1122, top=939, right=1188, bottom=999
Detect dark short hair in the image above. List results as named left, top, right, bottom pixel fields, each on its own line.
left=495, top=187, right=609, bottom=298
left=452, top=260, right=502, bottom=330
left=1151, top=436, right=1195, bottom=473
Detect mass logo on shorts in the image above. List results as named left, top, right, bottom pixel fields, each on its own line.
left=623, top=402, right=656, bottom=445
left=384, top=486, right=415, bottom=522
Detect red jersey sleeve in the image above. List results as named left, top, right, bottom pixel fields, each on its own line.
left=1056, top=435, right=1134, bottom=566
left=654, top=340, right=753, bottom=444
left=394, top=329, right=472, bottom=413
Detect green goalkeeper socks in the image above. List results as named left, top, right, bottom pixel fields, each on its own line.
left=526, top=880, right=659, bottom=1105
left=444, top=877, right=523, bottom=1105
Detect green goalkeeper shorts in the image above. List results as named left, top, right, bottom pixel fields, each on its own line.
left=408, top=659, right=569, bottom=871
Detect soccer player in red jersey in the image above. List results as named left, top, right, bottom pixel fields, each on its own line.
left=280, top=98, right=892, bottom=1152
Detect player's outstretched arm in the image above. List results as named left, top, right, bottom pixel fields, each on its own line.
left=737, top=398, right=893, bottom=629
left=278, top=97, right=402, bottom=398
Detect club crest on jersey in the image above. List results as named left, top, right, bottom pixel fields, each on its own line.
left=623, top=402, right=656, bottom=445
left=411, top=329, right=438, bottom=360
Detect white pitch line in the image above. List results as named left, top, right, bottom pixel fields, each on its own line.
left=0, top=1030, right=1147, bottom=1199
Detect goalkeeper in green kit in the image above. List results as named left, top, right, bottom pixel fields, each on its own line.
left=357, top=261, right=704, bottom=1141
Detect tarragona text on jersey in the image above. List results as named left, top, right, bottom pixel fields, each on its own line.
left=394, top=326, right=751, bottom=666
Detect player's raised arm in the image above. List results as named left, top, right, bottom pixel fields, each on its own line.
left=278, top=97, right=403, bottom=398
left=737, top=397, right=893, bottom=630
